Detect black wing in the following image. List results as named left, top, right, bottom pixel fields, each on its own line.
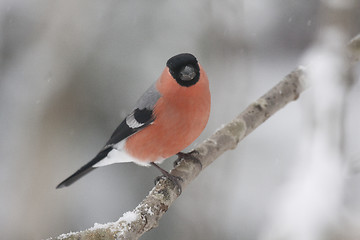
left=56, top=108, right=154, bottom=188
left=105, top=108, right=154, bottom=146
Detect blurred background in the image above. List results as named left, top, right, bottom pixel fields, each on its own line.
left=0, top=0, right=359, bottom=239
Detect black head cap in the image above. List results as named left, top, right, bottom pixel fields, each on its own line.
left=166, top=53, right=200, bottom=87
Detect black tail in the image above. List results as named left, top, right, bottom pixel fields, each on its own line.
left=56, top=147, right=112, bottom=189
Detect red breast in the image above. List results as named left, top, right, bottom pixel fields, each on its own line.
left=125, top=65, right=210, bottom=162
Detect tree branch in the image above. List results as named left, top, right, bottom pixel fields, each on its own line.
left=50, top=67, right=306, bottom=240
left=349, top=33, right=360, bottom=62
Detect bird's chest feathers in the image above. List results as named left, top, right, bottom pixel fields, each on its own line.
left=154, top=92, right=207, bottom=133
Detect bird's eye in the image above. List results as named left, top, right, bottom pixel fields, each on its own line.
left=179, top=65, right=196, bottom=81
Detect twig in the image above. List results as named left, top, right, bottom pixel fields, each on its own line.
left=349, top=33, right=360, bottom=62
left=50, top=67, right=307, bottom=240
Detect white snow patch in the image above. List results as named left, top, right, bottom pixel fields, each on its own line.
left=89, top=221, right=117, bottom=232
left=119, top=211, right=138, bottom=223
left=57, top=231, right=79, bottom=240
left=147, top=207, right=154, bottom=216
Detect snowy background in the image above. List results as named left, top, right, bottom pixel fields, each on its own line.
left=0, top=0, right=359, bottom=239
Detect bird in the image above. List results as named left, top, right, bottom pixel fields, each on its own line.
left=56, top=53, right=211, bottom=190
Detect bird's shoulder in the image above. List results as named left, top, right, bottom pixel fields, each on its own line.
left=104, top=82, right=161, bottom=147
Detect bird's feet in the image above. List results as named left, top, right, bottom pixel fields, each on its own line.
left=174, top=150, right=203, bottom=169
left=151, top=162, right=183, bottom=195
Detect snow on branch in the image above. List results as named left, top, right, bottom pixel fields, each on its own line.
left=49, top=67, right=306, bottom=240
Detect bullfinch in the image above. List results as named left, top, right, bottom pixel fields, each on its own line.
left=56, top=53, right=210, bottom=189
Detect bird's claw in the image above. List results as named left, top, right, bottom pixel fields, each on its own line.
left=154, top=174, right=183, bottom=195
left=151, top=162, right=183, bottom=195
